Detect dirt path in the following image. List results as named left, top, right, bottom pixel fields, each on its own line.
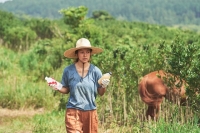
left=0, top=108, right=44, bottom=117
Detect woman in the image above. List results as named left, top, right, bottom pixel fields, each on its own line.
left=46, top=38, right=110, bottom=133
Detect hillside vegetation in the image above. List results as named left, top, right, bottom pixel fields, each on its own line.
left=0, top=6, right=200, bottom=132
left=0, top=0, right=200, bottom=27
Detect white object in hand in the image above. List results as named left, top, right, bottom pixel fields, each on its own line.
left=101, top=79, right=110, bottom=88
left=98, top=72, right=112, bottom=85
left=45, top=77, right=63, bottom=90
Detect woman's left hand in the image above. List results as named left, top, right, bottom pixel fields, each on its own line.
left=101, top=79, right=110, bottom=88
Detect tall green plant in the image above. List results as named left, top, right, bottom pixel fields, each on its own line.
left=164, top=35, right=200, bottom=116
left=19, top=39, right=64, bottom=81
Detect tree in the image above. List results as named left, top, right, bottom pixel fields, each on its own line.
left=25, top=18, right=57, bottom=39
left=0, top=10, right=21, bottom=39
left=4, top=26, right=36, bottom=51
left=59, top=6, right=88, bottom=28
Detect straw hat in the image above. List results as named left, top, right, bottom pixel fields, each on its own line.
left=64, top=38, right=103, bottom=58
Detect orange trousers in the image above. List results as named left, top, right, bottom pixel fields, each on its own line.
left=65, top=108, right=98, bottom=133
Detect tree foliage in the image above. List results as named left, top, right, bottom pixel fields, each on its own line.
left=0, top=10, right=21, bottom=38
left=59, top=6, right=88, bottom=28
left=4, top=26, right=36, bottom=51
left=92, top=10, right=114, bottom=20
left=25, top=18, right=57, bottom=39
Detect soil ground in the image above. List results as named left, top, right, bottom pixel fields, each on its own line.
left=0, top=108, right=44, bottom=118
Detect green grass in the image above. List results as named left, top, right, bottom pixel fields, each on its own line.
left=0, top=116, right=33, bottom=133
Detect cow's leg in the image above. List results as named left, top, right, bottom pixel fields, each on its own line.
left=146, top=104, right=160, bottom=121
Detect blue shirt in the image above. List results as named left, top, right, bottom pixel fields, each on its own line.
left=61, top=64, right=102, bottom=110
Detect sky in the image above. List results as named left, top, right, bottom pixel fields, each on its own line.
left=0, top=0, right=12, bottom=3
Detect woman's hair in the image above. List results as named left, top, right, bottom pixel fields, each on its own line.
left=73, top=49, right=92, bottom=63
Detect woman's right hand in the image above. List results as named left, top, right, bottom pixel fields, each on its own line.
left=45, top=77, right=63, bottom=90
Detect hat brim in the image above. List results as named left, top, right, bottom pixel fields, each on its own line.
left=64, top=46, right=103, bottom=58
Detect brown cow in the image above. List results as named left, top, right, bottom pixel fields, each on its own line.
left=138, top=70, right=187, bottom=120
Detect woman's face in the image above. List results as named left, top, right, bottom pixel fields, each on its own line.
left=77, top=48, right=91, bottom=63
